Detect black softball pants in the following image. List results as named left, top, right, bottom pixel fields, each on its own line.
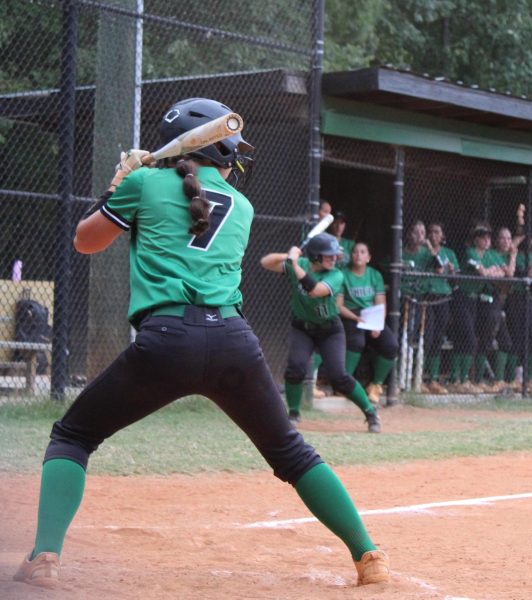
left=284, top=316, right=357, bottom=395
left=342, top=318, right=399, bottom=359
left=450, top=291, right=502, bottom=354
left=424, top=298, right=451, bottom=359
left=45, top=313, right=322, bottom=485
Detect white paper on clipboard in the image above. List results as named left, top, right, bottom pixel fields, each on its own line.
left=356, top=304, right=385, bottom=331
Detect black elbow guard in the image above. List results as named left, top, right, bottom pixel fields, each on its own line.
left=299, top=273, right=318, bottom=292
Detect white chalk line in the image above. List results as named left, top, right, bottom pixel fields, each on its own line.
left=71, top=491, right=532, bottom=533
left=240, top=491, right=532, bottom=529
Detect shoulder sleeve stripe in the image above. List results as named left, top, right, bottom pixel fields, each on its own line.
left=100, top=205, right=131, bottom=231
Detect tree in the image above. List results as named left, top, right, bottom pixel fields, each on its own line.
left=324, top=0, right=532, bottom=97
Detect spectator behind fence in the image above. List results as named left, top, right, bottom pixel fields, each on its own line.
left=337, top=242, right=398, bottom=406
left=491, top=224, right=521, bottom=391
left=260, top=234, right=381, bottom=433
left=448, top=223, right=506, bottom=394
left=423, top=223, right=460, bottom=394
left=329, top=211, right=355, bottom=268
left=501, top=204, right=529, bottom=391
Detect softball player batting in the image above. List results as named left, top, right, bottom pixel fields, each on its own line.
left=260, top=234, right=381, bottom=433
left=13, top=98, right=389, bottom=589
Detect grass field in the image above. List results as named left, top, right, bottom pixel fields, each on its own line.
left=1, top=394, right=531, bottom=475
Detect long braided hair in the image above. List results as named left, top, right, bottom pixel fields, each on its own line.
left=175, top=158, right=210, bottom=236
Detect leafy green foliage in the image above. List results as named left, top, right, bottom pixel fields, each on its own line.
left=324, top=0, right=532, bottom=97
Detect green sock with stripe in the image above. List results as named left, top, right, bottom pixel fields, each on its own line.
left=450, top=354, right=463, bottom=383
left=346, top=380, right=375, bottom=414
left=494, top=351, right=508, bottom=381
left=32, top=458, right=86, bottom=558
left=505, top=354, right=518, bottom=382
left=373, top=356, right=395, bottom=385
left=284, top=381, right=304, bottom=413
left=426, top=356, right=441, bottom=381
left=295, top=463, right=376, bottom=561
left=345, top=351, right=361, bottom=375
left=473, top=354, right=487, bottom=383
left=462, top=354, right=473, bottom=383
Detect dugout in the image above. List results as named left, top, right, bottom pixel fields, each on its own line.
left=319, top=66, right=532, bottom=401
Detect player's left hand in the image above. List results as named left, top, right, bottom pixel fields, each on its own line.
left=370, top=330, right=381, bottom=338
left=287, top=246, right=302, bottom=261
left=115, top=149, right=151, bottom=173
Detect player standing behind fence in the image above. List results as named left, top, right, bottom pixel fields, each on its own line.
left=337, top=242, right=398, bottom=406
left=448, top=223, right=506, bottom=393
left=260, top=234, right=381, bottom=433
left=423, top=223, right=460, bottom=394
left=13, top=98, right=389, bottom=589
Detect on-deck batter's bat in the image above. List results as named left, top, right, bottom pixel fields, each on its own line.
left=141, top=113, right=244, bottom=164
left=414, top=302, right=427, bottom=392
left=399, top=298, right=409, bottom=390
left=300, top=214, right=335, bottom=250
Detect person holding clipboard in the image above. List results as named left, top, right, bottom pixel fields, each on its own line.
left=338, top=242, right=399, bottom=406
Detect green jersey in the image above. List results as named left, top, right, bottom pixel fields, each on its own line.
left=336, top=237, right=355, bottom=268
left=103, top=166, right=253, bottom=327
left=340, top=266, right=385, bottom=311
left=401, top=246, right=432, bottom=296
left=425, top=246, right=460, bottom=296
left=459, top=247, right=506, bottom=296
left=285, top=257, right=343, bottom=324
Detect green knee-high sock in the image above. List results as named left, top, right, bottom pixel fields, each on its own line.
left=295, top=463, right=376, bottom=561
left=494, top=351, right=508, bottom=381
left=313, top=353, right=322, bottom=370
left=505, top=354, right=518, bottom=382
left=426, top=356, right=441, bottom=381
left=462, top=354, right=473, bottom=383
left=345, top=381, right=375, bottom=414
left=33, top=458, right=86, bottom=557
left=450, top=354, right=463, bottom=383
left=373, top=355, right=394, bottom=385
left=285, top=381, right=304, bottom=412
left=345, top=351, right=361, bottom=375
left=473, top=354, right=487, bottom=383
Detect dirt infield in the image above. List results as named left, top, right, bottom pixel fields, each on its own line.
left=1, top=404, right=531, bottom=599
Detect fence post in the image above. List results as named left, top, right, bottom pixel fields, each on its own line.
left=524, top=167, right=532, bottom=397
left=87, top=0, right=142, bottom=380
left=386, top=145, right=405, bottom=406
left=307, top=0, right=324, bottom=224
left=51, top=0, right=79, bottom=400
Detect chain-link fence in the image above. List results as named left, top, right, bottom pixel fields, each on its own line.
left=0, top=0, right=320, bottom=398
left=322, top=136, right=532, bottom=401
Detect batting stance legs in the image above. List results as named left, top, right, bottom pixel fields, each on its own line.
left=18, top=313, right=385, bottom=584
left=284, top=317, right=380, bottom=431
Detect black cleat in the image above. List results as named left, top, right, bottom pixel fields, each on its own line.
left=365, top=409, right=381, bottom=433
left=288, top=409, right=301, bottom=425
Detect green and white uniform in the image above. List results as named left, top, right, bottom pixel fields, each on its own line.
left=103, top=166, right=253, bottom=327
left=284, top=257, right=343, bottom=324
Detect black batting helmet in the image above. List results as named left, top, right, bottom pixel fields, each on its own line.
left=306, top=233, right=341, bottom=263
left=160, top=98, right=254, bottom=187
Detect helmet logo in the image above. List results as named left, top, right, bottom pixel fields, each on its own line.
left=164, top=108, right=180, bottom=123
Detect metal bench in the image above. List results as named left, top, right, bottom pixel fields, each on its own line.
left=0, top=340, right=52, bottom=393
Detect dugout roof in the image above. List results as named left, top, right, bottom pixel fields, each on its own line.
left=322, top=67, right=532, bottom=166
